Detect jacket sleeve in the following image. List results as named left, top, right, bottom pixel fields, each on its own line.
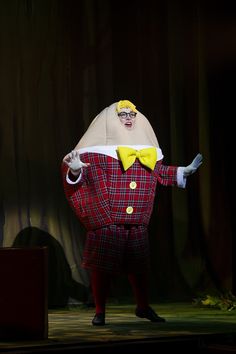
left=61, top=161, right=86, bottom=215
left=156, top=160, right=178, bottom=186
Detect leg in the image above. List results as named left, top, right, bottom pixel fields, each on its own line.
left=91, top=269, right=111, bottom=325
left=128, top=272, right=149, bottom=309
left=128, top=272, right=166, bottom=323
left=127, top=226, right=166, bottom=323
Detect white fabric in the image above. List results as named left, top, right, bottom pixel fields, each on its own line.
left=66, top=168, right=83, bottom=184
left=177, top=167, right=186, bottom=188
left=77, top=145, right=164, bottom=161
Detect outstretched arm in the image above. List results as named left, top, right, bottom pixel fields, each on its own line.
left=183, top=153, right=203, bottom=177
left=156, top=153, right=203, bottom=188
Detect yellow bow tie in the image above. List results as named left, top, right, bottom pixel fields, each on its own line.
left=117, top=146, right=157, bottom=171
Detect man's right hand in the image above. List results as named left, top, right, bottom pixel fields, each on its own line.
left=63, top=150, right=90, bottom=175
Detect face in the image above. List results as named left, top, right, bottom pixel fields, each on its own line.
left=118, top=108, right=137, bottom=130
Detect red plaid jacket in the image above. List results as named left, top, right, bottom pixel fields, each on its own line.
left=62, top=152, right=178, bottom=230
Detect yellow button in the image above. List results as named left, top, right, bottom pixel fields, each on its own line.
left=129, top=181, right=137, bottom=189
left=126, top=206, right=133, bottom=214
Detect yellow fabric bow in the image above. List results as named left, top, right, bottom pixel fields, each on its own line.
left=117, top=146, right=157, bottom=171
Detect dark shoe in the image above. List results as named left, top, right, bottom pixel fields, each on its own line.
left=135, top=306, right=166, bottom=323
left=92, top=313, right=105, bottom=326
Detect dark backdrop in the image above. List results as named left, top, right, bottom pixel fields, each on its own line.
left=0, top=0, right=235, bottom=305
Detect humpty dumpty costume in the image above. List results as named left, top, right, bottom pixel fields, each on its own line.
left=62, top=100, right=202, bottom=325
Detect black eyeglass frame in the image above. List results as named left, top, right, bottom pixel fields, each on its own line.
left=118, top=112, right=137, bottom=119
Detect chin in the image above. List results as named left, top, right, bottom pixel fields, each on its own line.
left=124, top=124, right=134, bottom=130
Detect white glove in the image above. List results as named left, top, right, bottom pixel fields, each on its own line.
left=183, top=153, right=203, bottom=177
left=63, top=150, right=90, bottom=175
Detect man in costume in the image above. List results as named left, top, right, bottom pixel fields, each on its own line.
left=61, top=100, right=202, bottom=326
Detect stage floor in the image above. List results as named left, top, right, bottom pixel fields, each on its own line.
left=1, top=302, right=236, bottom=353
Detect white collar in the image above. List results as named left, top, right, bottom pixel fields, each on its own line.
left=78, top=145, right=163, bottom=161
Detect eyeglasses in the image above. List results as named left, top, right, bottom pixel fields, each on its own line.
left=118, top=112, right=137, bottom=119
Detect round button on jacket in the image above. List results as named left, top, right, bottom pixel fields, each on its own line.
left=126, top=206, right=134, bottom=214
left=129, top=181, right=137, bottom=189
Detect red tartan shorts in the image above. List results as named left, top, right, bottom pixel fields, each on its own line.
left=81, top=224, right=150, bottom=274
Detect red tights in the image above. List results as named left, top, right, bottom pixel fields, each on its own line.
left=91, top=270, right=149, bottom=314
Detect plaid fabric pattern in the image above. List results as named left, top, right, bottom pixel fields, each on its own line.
left=61, top=153, right=178, bottom=230
left=82, top=224, right=150, bottom=273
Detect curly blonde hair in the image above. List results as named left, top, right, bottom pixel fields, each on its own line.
left=116, top=100, right=138, bottom=113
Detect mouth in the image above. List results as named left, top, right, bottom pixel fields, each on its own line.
left=125, top=122, right=133, bottom=129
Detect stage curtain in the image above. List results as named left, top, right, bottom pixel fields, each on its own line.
left=0, top=0, right=234, bottom=302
